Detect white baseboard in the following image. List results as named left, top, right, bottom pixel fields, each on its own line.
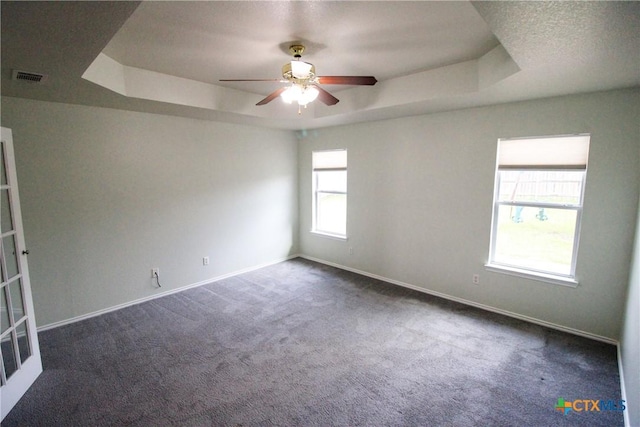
left=37, top=254, right=301, bottom=332
left=300, top=255, right=619, bottom=345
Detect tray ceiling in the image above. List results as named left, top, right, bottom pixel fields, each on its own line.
left=2, top=1, right=639, bottom=130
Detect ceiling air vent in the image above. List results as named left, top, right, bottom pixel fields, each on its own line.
left=12, top=70, right=48, bottom=83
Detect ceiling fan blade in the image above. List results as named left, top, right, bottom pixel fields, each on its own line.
left=316, top=76, right=378, bottom=85
left=314, top=85, right=340, bottom=106
left=256, top=87, right=287, bottom=106
left=220, top=79, right=283, bottom=82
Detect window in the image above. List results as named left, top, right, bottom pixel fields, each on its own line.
left=487, top=135, right=590, bottom=284
left=312, top=150, right=347, bottom=238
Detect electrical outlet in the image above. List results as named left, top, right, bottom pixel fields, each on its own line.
left=472, top=274, right=480, bottom=285
left=203, top=256, right=209, bottom=266
left=151, top=268, right=159, bottom=279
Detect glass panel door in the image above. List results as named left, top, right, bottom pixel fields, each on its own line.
left=0, top=127, right=42, bottom=421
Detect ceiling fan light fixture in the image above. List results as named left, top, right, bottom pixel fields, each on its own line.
left=281, top=85, right=300, bottom=104
left=300, top=85, right=319, bottom=105
left=281, top=84, right=319, bottom=106
left=223, top=43, right=375, bottom=109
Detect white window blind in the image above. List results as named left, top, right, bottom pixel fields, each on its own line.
left=313, top=150, right=347, bottom=170
left=497, top=135, right=590, bottom=169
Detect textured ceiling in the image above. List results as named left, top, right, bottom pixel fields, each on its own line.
left=1, top=1, right=639, bottom=130
left=102, top=1, right=498, bottom=93
left=475, top=1, right=640, bottom=71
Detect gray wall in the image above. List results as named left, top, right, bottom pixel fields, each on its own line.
left=1, top=89, right=638, bottom=418
left=299, top=88, right=640, bottom=341
left=621, top=192, right=640, bottom=426
left=1, top=97, right=299, bottom=327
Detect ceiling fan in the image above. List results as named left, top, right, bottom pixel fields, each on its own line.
left=220, top=44, right=377, bottom=111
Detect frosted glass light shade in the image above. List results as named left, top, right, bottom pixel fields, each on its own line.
left=281, top=84, right=319, bottom=106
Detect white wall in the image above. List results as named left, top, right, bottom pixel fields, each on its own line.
left=621, top=192, right=640, bottom=426
left=299, top=88, right=640, bottom=341
left=1, top=97, right=299, bottom=327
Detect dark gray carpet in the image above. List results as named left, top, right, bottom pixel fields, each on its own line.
left=3, top=258, right=623, bottom=426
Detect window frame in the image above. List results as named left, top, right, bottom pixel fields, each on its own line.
left=486, top=135, right=590, bottom=286
left=311, top=149, right=347, bottom=239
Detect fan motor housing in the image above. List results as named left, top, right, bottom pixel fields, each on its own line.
left=282, top=61, right=316, bottom=83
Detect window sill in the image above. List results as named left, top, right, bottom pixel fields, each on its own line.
left=310, top=230, right=348, bottom=241
left=485, top=263, right=578, bottom=288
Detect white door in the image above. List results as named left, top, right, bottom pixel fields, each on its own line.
left=0, top=127, right=42, bottom=421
